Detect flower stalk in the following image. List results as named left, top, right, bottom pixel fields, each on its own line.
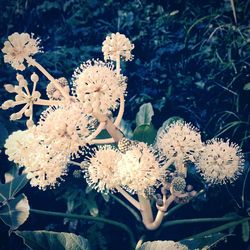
left=27, top=57, right=71, bottom=101
left=30, top=208, right=136, bottom=247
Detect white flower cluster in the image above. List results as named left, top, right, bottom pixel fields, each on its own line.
left=4, top=127, right=68, bottom=190
left=38, top=102, right=96, bottom=158
left=102, top=32, right=134, bottom=61
left=157, top=121, right=203, bottom=163
left=117, top=143, right=163, bottom=195
left=1, top=31, right=245, bottom=192
left=2, top=32, right=134, bottom=190
left=83, top=142, right=163, bottom=196
left=72, top=59, right=127, bottom=115
left=156, top=121, right=244, bottom=184
left=196, top=139, right=244, bottom=184
left=2, top=32, right=42, bottom=71
left=83, top=145, right=121, bottom=193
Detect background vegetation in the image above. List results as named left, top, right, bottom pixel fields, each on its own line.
left=0, top=0, right=249, bottom=249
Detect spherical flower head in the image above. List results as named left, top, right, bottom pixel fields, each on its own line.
left=171, top=176, right=186, bottom=193
left=116, top=142, right=163, bottom=196
left=24, top=145, right=68, bottom=190
left=196, top=139, right=244, bottom=184
left=4, top=127, right=68, bottom=190
left=25, top=150, right=68, bottom=190
left=46, top=77, right=70, bottom=100
left=38, top=102, right=96, bottom=158
left=157, top=121, right=202, bottom=163
left=2, top=32, right=42, bottom=71
left=4, top=127, right=37, bottom=165
left=72, top=59, right=127, bottom=115
left=83, top=145, right=121, bottom=193
left=102, top=32, right=134, bottom=61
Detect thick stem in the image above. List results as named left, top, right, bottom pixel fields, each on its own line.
left=105, top=118, right=124, bottom=142
left=27, top=58, right=70, bottom=101
left=138, top=193, right=176, bottom=230
left=138, top=195, right=154, bottom=229
left=30, top=208, right=136, bottom=247
left=34, top=99, right=63, bottom=106
left=116, top=54, right=121, bottom=76
left=91, top=94, right=125, bottom=145
left=93, top=113, right=124, bottom=142
left=86, top=122, right=106, bottom=142
left=116, top=186, right=140, bottom=210
left=147, top=195, right=175, bottom=230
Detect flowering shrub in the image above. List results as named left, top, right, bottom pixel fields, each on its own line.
left=0, top=26, right=248, bottom=249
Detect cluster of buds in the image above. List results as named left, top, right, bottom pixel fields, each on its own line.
left=1, top=32, right=245, bottom=231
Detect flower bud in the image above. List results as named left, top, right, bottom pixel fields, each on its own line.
left=32, top=91, right=41, bottom=99
left=24, top=108, right=32, bottom=117
left=4, top=84, right=15, bottom=93
left=31, top=72, right=39, bottom=83
left=19, top=79, right=28, bottom=88
left=26, top=119, right=34, bottom=128
left=1, top=100, right=14, bottom=110
left=171, top=177, right=186, bottom=193
left=15, top=95, right=23, bottom=101
left=16, top=73, right=24, bottom=82
left=14, top=86, right=22, bottom=93
left=10, top=113, right=20, bottom=121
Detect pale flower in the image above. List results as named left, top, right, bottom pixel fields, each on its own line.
left=72, top=59, right=127, bottom=115
left=196, top=139, right=244, bottom=184
left=157, top=121, right=202, bottom=163
left=83, top=145, right=122, bottom=193
left=140, top=240, right=188, bottom=250
left=116, top=142, right=163, bottom=196
left=38, top=102, right=96, bottom=158
left=2, top=32, right=42, bottom=71
left=46, top=77, right=70, bottom=100
left=4, top=128, right=37, bottom=165
left=24, top=148, right=68, bottom=190
left=4, top=127, right=68, bottom=190
left=102, top=32, right=134, bottom=61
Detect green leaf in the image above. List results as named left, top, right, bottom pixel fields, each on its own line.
left=156, top=116, right=184, bottom=138
left=86, top=196, right=99, bottom=217
left=133, top=124, right=157, bottom=144
left=4, top=166, right=19, bottom=183
left=118, top=119, right=133, bottom=139
left=135, top=103, right=154, bottom=127
left=0, top=194, right=29, bottom=231
left=101, top=193, right=110, bottom=202
left=181, top=233, right=228, bottom=249
left=0, top=173, right=28, bottom=203
left=15, top=230, right=90, bottom=250
left=243, top=82, right=250, bottom=90
left=242, top=221, right=250, bottom=242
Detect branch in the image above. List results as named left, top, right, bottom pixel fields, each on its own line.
left=30, top=208, right=136, bottom=247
